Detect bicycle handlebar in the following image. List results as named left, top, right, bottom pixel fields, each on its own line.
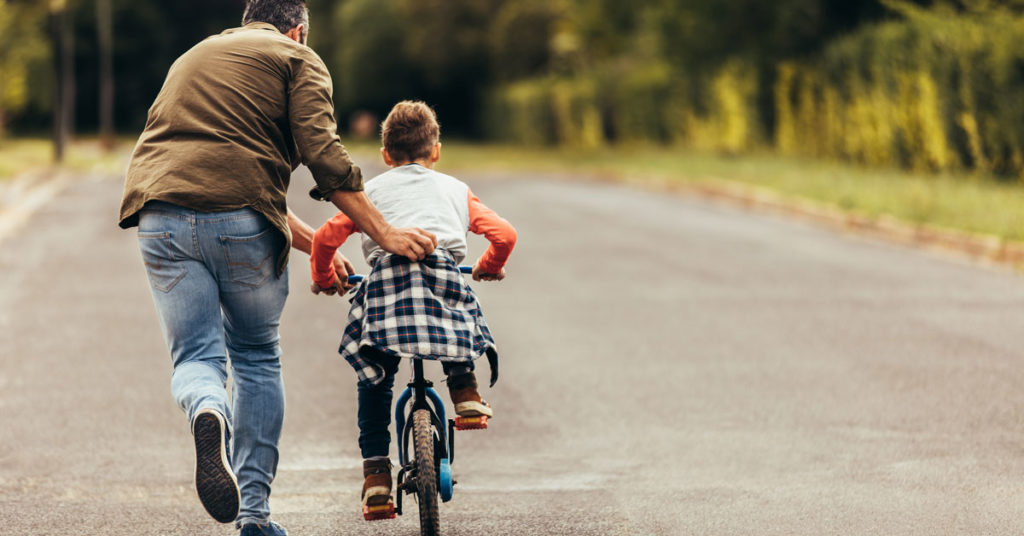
left=347, top=265, right=473, bottom=285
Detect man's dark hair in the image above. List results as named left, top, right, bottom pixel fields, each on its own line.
left=242, top=0, right=309, bottom=35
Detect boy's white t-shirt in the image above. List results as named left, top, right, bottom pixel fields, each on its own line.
left=361, top=163, right=471, bottom=265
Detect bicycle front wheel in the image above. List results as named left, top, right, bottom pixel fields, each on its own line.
left=412, top=408, right=440, bottom=536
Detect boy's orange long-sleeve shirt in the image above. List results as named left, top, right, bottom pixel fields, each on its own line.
left=311, top=184, right=516, bottom=289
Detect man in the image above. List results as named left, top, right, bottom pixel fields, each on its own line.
left=118, top=1, right=436, bottom=534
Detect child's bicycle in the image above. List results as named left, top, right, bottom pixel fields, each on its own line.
left=347, top=266, right=490, bottom=536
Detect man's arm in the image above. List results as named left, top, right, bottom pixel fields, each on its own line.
left=288, top=208, right=356, bottom=292
left=327, top=190, right=437, bottom=261
left=288, top=48, right=363, bottom=201
left=286, top=50, right=437, bottom=261
left=288, top=207, right=315, bottom=255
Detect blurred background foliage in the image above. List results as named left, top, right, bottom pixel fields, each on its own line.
left=2, top=0, right=1024, bottom=177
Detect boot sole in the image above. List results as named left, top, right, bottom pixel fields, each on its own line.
left=454, top=400, right=493, bottom=418
left=193, top=411, right=240, bottom=524
left=362, top=486, right=393, bottom=507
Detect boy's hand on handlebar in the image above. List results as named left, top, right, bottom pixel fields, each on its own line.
left=332, top=252, right=357, bottom=292
left=472, top=264, right=506, bottom=282
left=380, top=227, right=437, bottom=261
left=310, top=280, right=341, bottom=296
left=312, top=253, right=356, bottom=297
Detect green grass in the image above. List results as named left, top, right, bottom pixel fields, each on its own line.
left=9, top=136, right=1019, bottom=243
left=415, top=142, right=1024, bottom=243
left=0, top=137, right=132, bottom=182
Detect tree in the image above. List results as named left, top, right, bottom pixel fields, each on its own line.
left=0, top=0, right=49, bottom=138
left=489, top=0, right=559, bottom=82
left=331, top=0, right=418, bottom=125
left=0, top=0, right=13, bottom=136
left=50, top=0, right=75, bottom=162
left=96, top=0, right=113, bottom=150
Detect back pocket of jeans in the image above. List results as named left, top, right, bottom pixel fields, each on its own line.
left=220, top=228, right=278, bottom=288
left=138, top=231, right=187, bottom=293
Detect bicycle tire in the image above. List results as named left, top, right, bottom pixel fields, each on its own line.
left=413, top=409, right=441, bottom=536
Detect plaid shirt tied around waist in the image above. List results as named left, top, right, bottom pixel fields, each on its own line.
left=340, top=252, right=498, bottom=386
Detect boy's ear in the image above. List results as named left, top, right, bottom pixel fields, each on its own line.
left=430, top=142, right=441, bottom=163
left=381, top=147, right=394, bottom=166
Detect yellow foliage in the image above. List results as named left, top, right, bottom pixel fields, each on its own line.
left=684, top=60, right=759, bottom=154
left=711, top=61, right=757, bottom=153
left=489, top=80, right=556, bottom=146
left=841, top=78, right=897, bottom=167
left=957, top=112, right=987, bottom=172
left=0, top=0, right=26, bottom=116
left=551, top=78, right=603, bottom=149
left=765, top=9, right=1024, bottom=176
left=795, top=68, right=821, bottom=157
left=0, top=0, right=50, bottom=135
left=774, top=63, right=798, bottom=155
left=486, top=5, right=1024, bottom=177
left=897, top=71, right=956, bottom=171
left=822, top=85, right=843, bottom=158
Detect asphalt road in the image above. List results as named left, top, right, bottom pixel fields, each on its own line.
left=3, top=160, right=1024, bottom=535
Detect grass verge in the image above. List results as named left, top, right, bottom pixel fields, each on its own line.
left=0, top=137, right=132, bottom=182
left=10, top=136, right=1011, bottom=245
left=421, top=142, right=1024, bottom=243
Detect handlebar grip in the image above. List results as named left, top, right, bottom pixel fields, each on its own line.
left=346, top=266, right=472, bottom=285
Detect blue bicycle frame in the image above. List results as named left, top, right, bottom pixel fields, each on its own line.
left=394, top=359, right=456, bottom=508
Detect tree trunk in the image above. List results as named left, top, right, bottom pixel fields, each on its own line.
left=51, top=4, right=64, bottom=162
left=97, top=0, right=114, bottom=151
left=61, top=1, right=74, bottom=152
left=50, top=0, right=73, bottom=163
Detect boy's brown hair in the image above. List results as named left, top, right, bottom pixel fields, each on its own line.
left=381, top=101, right=440, bottom=164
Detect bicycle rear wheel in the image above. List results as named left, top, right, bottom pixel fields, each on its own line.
left=412, top=408, right=440, bottom=536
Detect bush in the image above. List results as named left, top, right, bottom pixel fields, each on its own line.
left=485, top=79, right=557, bottom=146
left=776, top=8, right=1024, bottom=177
left=486, top=59, right=762, bottom=152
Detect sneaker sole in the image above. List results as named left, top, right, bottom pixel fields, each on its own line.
left=362, top=487, right=393, bottom=507
left=193, top=411, right=240, bottom=524
left=454, top=400, right=493, bottom=418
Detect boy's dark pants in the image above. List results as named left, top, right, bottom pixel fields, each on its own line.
left=357, top=348, right=472, bottom=459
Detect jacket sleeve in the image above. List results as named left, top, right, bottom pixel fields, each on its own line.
left=467, top=189, right=517, bottom=274
left=310, top=212, right=360, bottom=288
left=288, top=48, right=364, bottom=201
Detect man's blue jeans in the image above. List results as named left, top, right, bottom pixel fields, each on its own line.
left=137, top=202, right=288, bottom=526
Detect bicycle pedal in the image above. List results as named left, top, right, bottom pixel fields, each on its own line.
left=454, top=415, right=488, bottom=430
left=362, top=501, right=397, bottom=521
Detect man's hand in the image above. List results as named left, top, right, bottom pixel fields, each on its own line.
left=327, top=190, right=437, bottom=261
left=472, top=263, right=506, bottom=282
left=379, top=226, right=438, bottom=261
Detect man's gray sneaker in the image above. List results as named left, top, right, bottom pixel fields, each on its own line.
left=240, top=520, right=288, bottom=536
left=192, top=409, right=240, bottom=523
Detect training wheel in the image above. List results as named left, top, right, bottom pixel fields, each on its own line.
left=439, top=458, right=454, bottom=502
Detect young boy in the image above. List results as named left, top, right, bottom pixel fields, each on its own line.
left=309, top=101, right=517, bottom=514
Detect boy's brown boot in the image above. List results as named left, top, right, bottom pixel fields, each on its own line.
left=361, top=458, right=393, bottom=507
left=447, top=371, right=493, bottom=417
